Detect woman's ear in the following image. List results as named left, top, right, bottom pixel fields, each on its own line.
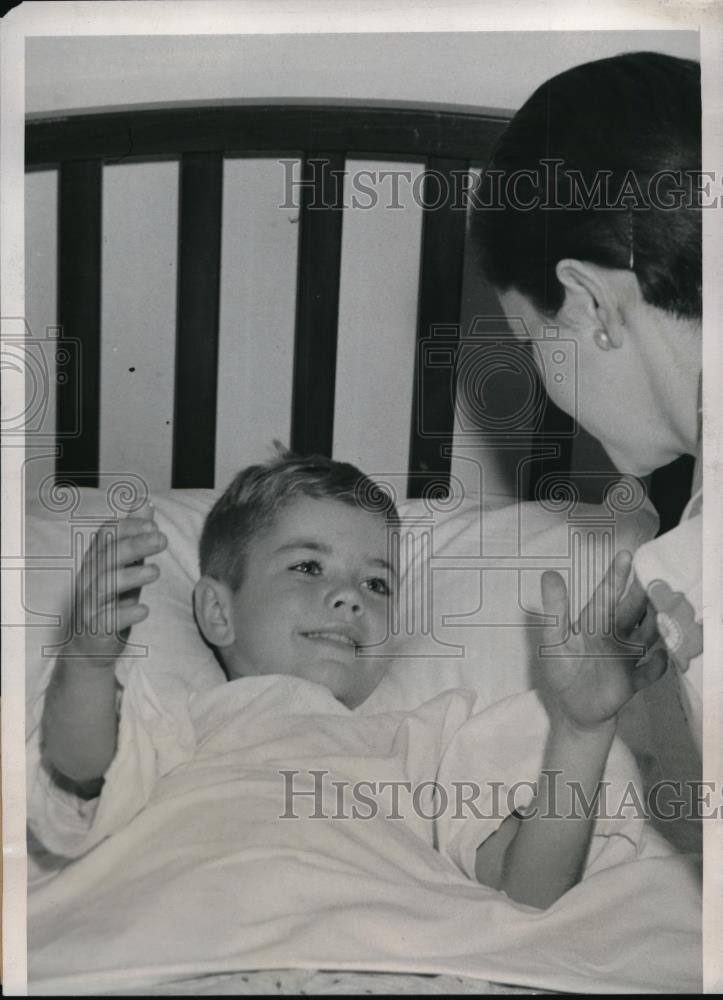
left=555, top=259, right=628, bottom=349
left=193, top=576, right=236, bottom=648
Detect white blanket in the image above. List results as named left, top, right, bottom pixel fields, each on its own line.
left=28, top=673, right=701, bottom=995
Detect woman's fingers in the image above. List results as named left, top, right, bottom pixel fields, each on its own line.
left=631, top=604, right=659, bottom=650
left=630, top=647, right=668, bottom=691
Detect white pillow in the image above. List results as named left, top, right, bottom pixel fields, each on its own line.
left=25, top=483, right=659, bottom=719
left=25, top=488, right=222, bottom=722
left=364, top=490, right=659, bottom=712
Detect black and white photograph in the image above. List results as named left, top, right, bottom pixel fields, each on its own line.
left=2, top=1, right=722, bottom=994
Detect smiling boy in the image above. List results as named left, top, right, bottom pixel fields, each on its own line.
left=193, top=460, right=397, bottom=709
left=40, top=449, right=664, bottom=913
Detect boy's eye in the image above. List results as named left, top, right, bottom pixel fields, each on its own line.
left=363, top=577, right=392, bottom=597
left=290, top=559, right=322, bottom=576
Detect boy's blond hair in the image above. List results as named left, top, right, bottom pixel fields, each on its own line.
left=199, top=448, right=399, bottom=592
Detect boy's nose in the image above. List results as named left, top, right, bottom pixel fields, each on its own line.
left=328, top=586, right=363, bottom=616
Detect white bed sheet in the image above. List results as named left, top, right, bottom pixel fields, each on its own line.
left=28, top=673, right=701, bottom=996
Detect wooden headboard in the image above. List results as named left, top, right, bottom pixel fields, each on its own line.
left=25, top=101, right=587, bottom=501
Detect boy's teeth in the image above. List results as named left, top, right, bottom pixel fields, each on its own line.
left=305, top=631, right=355, bottom=646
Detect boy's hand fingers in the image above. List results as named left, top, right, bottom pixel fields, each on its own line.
left=87, top=562, right=161, bottom=608
left=116, top=530, right=167, bottom=567
left=87, top=599, right=149, bottom=636
left=75, top=534, right=111, bottom=615
left=95, top=516, right=155, bottom=541
left=594, top=550, right=632, bottom=631
left=69, top=505, right=156, bottom=651
left=84, top=518, right=158, bottom=572
left=116, top=603, right=149, bottom=633
left=133, top=500, right=154, bottom=521
left=113, top=562, right=160, bottom=596
left=615, top=572, right=649, bottom=634
left=541, top=570, right=570, bottom=637
left=76, top=545, right=163, bottom=618
left=82, top=531, right=166, bottom=583
left=116, top=517, right=159, bottom=543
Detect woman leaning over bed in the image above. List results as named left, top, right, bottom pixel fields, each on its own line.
left=471, top=51, right=703, bottom=751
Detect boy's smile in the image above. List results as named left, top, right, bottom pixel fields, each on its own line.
left=301, top=627, right=361, bottom=649
left=218, top=496, right=397, bottom=708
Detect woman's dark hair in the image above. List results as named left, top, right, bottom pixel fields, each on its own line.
left=472, top=52, right=701, bottom=318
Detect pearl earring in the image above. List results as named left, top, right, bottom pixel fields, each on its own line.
left=594, top=329, right=612, bottom=351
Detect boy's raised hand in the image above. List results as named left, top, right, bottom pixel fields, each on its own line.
left=539, top=551, right=667, bottom=733
left=67, top=503, right=167, bottom=664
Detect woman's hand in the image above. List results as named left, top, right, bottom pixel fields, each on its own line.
left=539, top=551, right=667, bottom=733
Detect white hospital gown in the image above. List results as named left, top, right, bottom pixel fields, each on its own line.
left=27, top=669, right=699, bottom=996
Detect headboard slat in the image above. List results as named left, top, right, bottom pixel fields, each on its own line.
left=291, top=154, right=345, bottom=457
left=172, top=152, right=223, bottom=487
left=408, top=157, right=470, bottom=497
left=27, top=106, right=509, bottom=167
left=56, top=159, right=102, bottom=485
left=27, top=105, right=516, bottom=495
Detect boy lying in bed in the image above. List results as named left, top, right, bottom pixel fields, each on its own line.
left=39, top=450, right=665, bottom=917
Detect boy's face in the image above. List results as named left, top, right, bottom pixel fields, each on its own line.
left=222, top=496, right=396, bottom=708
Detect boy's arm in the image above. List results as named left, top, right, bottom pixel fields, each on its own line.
left=42, top=511, right=167, bottom=789
left=475, top=552, right=665, bottom=910
left=474, top=719, right=615, bottom=909
left=43, top=654, right=121, bottom=796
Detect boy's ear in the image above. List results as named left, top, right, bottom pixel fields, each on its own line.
left=193, top=576, right=236, bottom=648
left=555, top=259, right=631, bottom=349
